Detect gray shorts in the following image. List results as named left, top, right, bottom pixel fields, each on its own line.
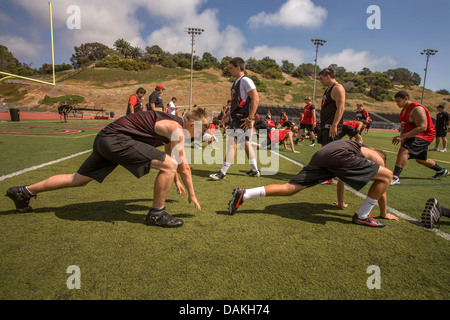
left=77, top=133, right=166, bottom=182
left=288, top=156, right=380, bottom=191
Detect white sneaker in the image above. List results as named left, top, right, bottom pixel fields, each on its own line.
left=390, top=176, right=400, bottom=185
left=439, top=149, right=447, bottom=153
left=429, top=147, right=439, bottom=151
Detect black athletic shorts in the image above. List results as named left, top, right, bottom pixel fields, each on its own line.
left=300, top=123, right=314, bottom=132
left=77, top=133, right=166, bottom=183
left=318, top=127, right=342, bottom=146
left=288, top=154, right=380, bottom=191
left=339, top=125, right=358, bottom=139
left=229, top=117, right=251, bottom=142
left=402, top=137, right=430, bottom=160
left=436, top=129, right=447, bottom=138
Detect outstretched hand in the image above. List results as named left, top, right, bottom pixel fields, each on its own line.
left=189, top=195, right=201, bottom=211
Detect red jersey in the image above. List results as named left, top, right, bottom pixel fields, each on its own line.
left=400, top=102, right=435, bottom=143
left=269, top=129, right=289, bottom=143
left=266, top=119, right=276, bottom=128
left=343, top=121, right=359, bottom=129
left=208, top=123, right=216, bottom=135
left=302, top=104, right=315, bottom=125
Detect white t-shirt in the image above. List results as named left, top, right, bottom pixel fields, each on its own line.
left=168, top=101, right=177, bottom=115
left=234, top=75, right=256, bottom=104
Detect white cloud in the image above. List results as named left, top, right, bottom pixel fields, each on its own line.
left=248, top=0, right=327, bottom=29
left=320, top=49, right=397, bottom=72
left=7, top=0, right=312, bottom=68
left=0, top=34, right=43, bottom=61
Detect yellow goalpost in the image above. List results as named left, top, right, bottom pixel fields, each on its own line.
left=0, top=1, right=56, bottom=86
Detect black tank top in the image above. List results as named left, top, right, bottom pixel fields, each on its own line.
left=320, top=82, right=343, bottom=127
left=230, top=76, right=252, bottom=119
left=101, top=111, right=183, bottom=147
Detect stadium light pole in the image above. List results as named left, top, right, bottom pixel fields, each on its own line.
left=185, top=27, right=204, bottom=110
left=420, top=49, right=438, bottom=105
left=311, top=39, right=326, bottom=105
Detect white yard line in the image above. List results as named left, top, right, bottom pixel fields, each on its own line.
left=0, top=150, right=91, bottom=182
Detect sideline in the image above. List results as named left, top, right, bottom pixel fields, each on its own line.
left=0, top=150, right=92, bottom=182
left=273, top=150, right=450, bottom=241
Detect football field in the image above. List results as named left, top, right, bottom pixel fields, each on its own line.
left=0, top=119, right=449, bottom=300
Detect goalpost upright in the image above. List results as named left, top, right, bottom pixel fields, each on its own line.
left=0, top=1, right=56, bottom=86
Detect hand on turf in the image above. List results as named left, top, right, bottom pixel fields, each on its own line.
left=292, top=150, right=300, bottom=153
left=333, top=201, right=348, bottom=209
left=189, top=195, right=201, bottom=211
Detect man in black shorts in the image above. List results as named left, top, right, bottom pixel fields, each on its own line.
left=228, top=140, right=394, bottom=227
left=209, top=57, right=260, bottom=180
left=5, top=108, right=209, bottom=228
left=429, top=105, right=449, bottom=153
left=58, top=104, right=72, bottom=123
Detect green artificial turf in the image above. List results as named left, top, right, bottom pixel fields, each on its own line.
left=0, top=121, right=449, bottom=300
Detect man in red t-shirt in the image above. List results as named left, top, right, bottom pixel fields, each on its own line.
left=299, top=97, right=316, bottom=146
left=340, top=120, right=366, bottom=143
left=391, top=91, right=448, bottom=185
left=127, top=87, right=146, bottom=115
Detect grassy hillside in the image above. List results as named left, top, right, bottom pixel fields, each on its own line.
left=1, top=66, right=448, bottom=117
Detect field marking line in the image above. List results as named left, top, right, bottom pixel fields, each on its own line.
left=0, top=149, right=92, bottom=182
left=273, top=150, right=450, bottom=241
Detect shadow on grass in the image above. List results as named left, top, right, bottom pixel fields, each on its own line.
left=217, top=202, right=353, bottom=225
left=0, top=198, right=189, bottom=225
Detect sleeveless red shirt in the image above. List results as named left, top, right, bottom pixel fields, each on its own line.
left=400, top=102, right=435, bottom=143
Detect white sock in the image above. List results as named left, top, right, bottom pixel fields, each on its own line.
left=243, top=186, right=266, bottom=201
left=357, top=196, right=378, bottom=219
left=249, top=158, right=258, bottom=171
left=220, top=162, right=231, bottom=175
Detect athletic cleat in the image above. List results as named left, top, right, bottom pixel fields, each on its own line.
left=421, top=198, right=443, bottom=229
left=145, top=207, right=183, bottom=227
left=209, top=171, right=226, bottom=180
left=430, top=169, right=449, bottom=180
left=352, top=213, right=386, bottom=227
left=428, top=147, right=439, bottom=151
left=390, top=176, right=400, bottom=185
left=243, top=169, right=260, bottom=177
left=5, top=186, right=35, bottom=213
left=321, top=179, right=334, bottom=185
left=309, top=142, right=315, bottom=147
left=439, top=149, right=447, bottom=153
left=228, top=188, right=245, bottom=215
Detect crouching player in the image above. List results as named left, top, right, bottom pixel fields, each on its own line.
left=228, top=140, right=395, bottom=227
left=6, top=108, right=209, bottom=228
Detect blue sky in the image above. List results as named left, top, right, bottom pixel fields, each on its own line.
left=1, top=0, right=448, bottom=92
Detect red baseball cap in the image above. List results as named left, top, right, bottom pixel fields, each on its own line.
left=156, top=84, right=165, bottom=90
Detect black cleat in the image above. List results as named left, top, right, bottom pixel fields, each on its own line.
left=5, top=186, right=35, bottom=213
left=421, top=198, right=443, bottom=229
left=430, top=169, right=449, bottom=180
left=243, top=169, right=260, bottom=177
left=352, top=213, right=386, bottom=227
left=145, top=207, right=183, bottom=228
left=209, top=171, right=226, bottom=180
left=228, top=188, right=245, bottom=215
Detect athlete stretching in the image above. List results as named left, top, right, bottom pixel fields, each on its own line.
left=228, top=140, right=395, bottom=228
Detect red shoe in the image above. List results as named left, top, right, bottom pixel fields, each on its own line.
left=352, top=214, right=386, bottom=227
left=321, top=179, right=334, bottom=185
